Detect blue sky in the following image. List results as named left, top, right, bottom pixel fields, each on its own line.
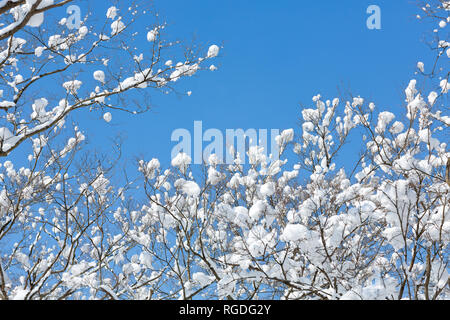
left=77, top=0, right=434, bottom=167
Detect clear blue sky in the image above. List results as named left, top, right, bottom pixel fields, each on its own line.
left=77, top=0, right=433, bottom=167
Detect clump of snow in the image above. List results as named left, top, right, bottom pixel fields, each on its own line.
left=144, top=158, right=160, bottom=179
left=48, top=34, right=65, bottom=49
left=78, top=26, right=89, bottom=38
left=440, top=79, right=449, bottom=93
left=340, top=290, right=361, bottom=300
left=0, top=127, right=14, bottom=144
left=281, top=224, right=308, bottom=242
left=207, top=167, right=222, bottom=185
left=15, top=252, right=30, bottom=269
left=103, top=112, right=112, bottom=123
left=63, top=80, right=82, bottom=94
left=134, top=54, right=144, bottom=63
left=260, top=182, right=275, bottom=197
left=275, top=128, right=294, bottom=147
left=207, top=45, right=220, bottom=58
left=405, top=79, right=417, bottom=102
left=93, top=70, right=105, bottom=83
left=170, top=63, right=199, bottom=82
left=417, top=61, right=424, bottom=72
left=106, top=6, right=118, bottom=19
left=0, top=101, right=14, bottom=109
left=192, top=272, right=214, bottom=286
left=171, top=152, right=191, bottom=174
left=11, top=288, right=29, bottom=300
left=111, top=20, right=125, bottom=35
left=147, top=29, right=158, bottom=42
left=38, top=0, right=54, bottom=9
left=175, top=179, right=201, bottom=197
left=376, top=111, right=395, bottom=134
left=249, top=200, right=266, bottom=220
left=389, top=121, right=404, bottom=134
left=27, top=10, right=45, bottom=27
left=139, top=251, right=153, bottom=268
left=35, top=46, right=45, bottom=57
left=31, top=98, right=49, bottom=120
left=428, top=91, right=438, bottom=105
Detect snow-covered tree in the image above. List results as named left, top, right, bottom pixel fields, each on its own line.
left=0, top=0, right=219, bottom=299
left=0, top=0, right=219, bottom=157
left=0, top=0, right=448, bottom=300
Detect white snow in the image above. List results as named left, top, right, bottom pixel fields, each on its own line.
left=106, top=6, right=118, bottom=19
left=275, top=128, right=294, bottom=147
left=428, top=91, right=438, bottom=105
left=34, top=46, right=45, bottom=57
left=175, top=179, right=201, bottom=197
left=340, top=290, right=361, bottom=300
left=31, top=98, right=49, bottom=120
left=207, top=45, right=220, bottom=58
left=103, top=112, right=112, bottom=123
left=417, top=61, right=424, bottom=72
left=440, top=79, right=449, bottom=93
left=0, top=101, right=14, bottom=108
left=146, top=158, right=160, bottom=172
left=171, top=152, right=191, bottom=174
left=63, top=80, right=82, bottom=94
left=147, top=29, right=158, bottom=42
left=281, top=224, right=308, bottom=241
left=111, top=20, right=125, bottom=36
left=376, top=111, right=395, bottom=134
left=144, top=158, right=160, bottom=179
left=27, top=13, right=44, bottom=27
left=0, top=127, right=21, bottom=152
left=249, top=200, right=266, bottom=220
left=207, top=167, right=222, bottom=185
left=78, top=26, right=88, bottom=37
left=170, top=64, right=199, bottom=82
left=11, top=288, right=29, bottom=300
left=260, top=182, right=275, bottom=197
left=93, top=70, right=105, bottom=83
left=139, top=251, right=153, bottom=268
left=192, top=272, right=214, bottom=286
left=0, top=127, right=14, bottom=141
